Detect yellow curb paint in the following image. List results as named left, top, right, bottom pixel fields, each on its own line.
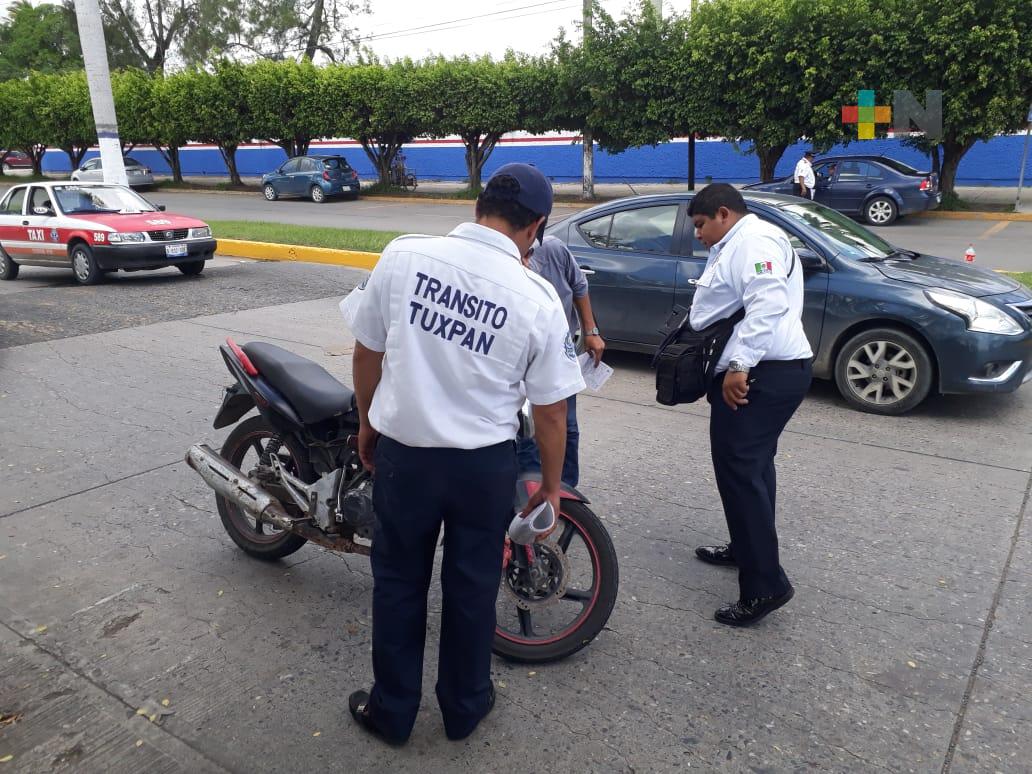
left=978, top=221, right=1010, bottom=239
left=915, top=210, right=1032, bottom=223
left=215, top=239, right=380, bottom=270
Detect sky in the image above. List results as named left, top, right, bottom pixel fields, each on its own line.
left=0, top=0, right=697, bottom=61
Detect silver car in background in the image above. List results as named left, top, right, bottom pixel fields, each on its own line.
left=70, top=156, right=155, bottom=188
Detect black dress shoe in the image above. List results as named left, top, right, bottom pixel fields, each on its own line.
left=714, top=586, right=795, bottom=627
left=348, top=689, right=407, bottom=746
left=446, top=685, right=496, bottom=742
left=695, top=544, right=737, bottom=567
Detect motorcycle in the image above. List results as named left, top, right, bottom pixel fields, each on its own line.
left=185, top=338, right=619, bottom=663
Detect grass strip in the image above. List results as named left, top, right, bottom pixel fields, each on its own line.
left=208, top=219, right=403, bottom=253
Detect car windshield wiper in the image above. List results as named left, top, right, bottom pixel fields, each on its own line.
left=67, top=207, right=120, bottom=214
left=885, top=248, right=919, bottom=260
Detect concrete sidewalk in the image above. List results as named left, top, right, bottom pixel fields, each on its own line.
left=1, top=256, right=1031, bottom=772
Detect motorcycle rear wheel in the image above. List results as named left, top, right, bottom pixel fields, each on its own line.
left=492, top=500, right=618, bottom=663
left=216, top=416, right=308, bottom=560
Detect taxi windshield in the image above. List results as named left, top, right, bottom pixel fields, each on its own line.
left=53, top=185, right=156, bottom=215
left=776, top=200, right=892, bottom=260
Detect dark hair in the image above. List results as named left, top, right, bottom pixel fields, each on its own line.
left=687, top=183, right=748, bottom=218
left=475, top=175, right=541, bottom=229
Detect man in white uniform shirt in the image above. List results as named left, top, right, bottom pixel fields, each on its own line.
left=339, top=163, right=584, bottom=744
left=793, top=150, right=816, bottom=199
left=688, top=184, right=813, bottom=627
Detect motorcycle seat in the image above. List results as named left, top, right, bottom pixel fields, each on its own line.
left=242, top=342, right=355, bottom=424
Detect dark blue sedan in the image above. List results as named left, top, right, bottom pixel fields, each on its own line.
left=743, top=155, right=940, bottom=225
left=546, top=192, right=1032, bottom=415
left=261, top=155, right=361, bottom=203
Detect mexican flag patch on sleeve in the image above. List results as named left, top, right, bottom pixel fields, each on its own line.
left=754, top=260, right=773, bottom=275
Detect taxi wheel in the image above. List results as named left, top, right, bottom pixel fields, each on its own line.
left=263, top=183, right=278, bottom=201
left=70, top=242, right=104, bottom=285
left=177, top=260, right=205, bottom=276
left=0, top=249, right=18, bottom=280
left=309, top=185, right=326, bottom=203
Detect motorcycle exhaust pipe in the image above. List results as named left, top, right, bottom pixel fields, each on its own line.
left=185, top=444, right=296, bottom=531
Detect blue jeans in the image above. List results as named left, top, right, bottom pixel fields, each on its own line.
left=515, top=395, right=579, bottom=488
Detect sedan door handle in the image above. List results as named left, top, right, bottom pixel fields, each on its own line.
left=686, top=278, right=699, bottom=286
left=579, top=265, right=596, bottom=275
left=22, top=220, right=29, bottom=225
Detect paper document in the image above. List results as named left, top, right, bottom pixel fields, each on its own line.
left=578, top=352, right=614, bottom=392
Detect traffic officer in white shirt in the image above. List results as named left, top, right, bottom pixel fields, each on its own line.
left=688, top=184, right=813, bottom=627
left=793, top=150, right=816, bottom=199
left=339, top=163, right=585, bottom=745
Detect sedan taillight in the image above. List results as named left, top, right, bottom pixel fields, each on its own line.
left=351, top=170, right=358, bottom=180
left=919, top=178, right=931, bottom=191
left=322, top=170, right=330, bottom=181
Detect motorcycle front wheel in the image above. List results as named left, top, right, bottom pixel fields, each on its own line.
left=493, top=500, right=618, bottom=663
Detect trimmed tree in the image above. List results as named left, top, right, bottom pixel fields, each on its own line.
left=180, top=62, right=255, bottom=186
left=327, top=61, right=432, bottom=187
left=247, top=59, right=328, bottom=159
left=2, top=76, right=54, bottom=174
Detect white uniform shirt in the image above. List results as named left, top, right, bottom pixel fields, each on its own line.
left=689, top=213, right=813, bottom=372
left=794, top=157, right=815, bottom=189
left=340, top=222, right=585, bottom=449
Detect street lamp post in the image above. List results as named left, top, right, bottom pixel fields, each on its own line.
left=73, top=0, right=128, bottom=187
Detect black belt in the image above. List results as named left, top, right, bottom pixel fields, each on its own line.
left=752, top=358, right=812, bottom=370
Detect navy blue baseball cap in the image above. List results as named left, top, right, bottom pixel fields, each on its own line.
left=486, top=163, right=553, bottom=217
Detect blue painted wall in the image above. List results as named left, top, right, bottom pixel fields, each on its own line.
left=41, top=134, right=1032, bottom=186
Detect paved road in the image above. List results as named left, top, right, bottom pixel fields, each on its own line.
left=2, top=258, right=1030, bottom=772
left=147, top=190, right=1032, bottom=272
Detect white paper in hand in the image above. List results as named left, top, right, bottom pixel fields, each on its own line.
left=578, top=352, right=613, bottom=392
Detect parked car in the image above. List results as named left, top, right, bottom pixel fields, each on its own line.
left=2, top=150, right=33, bottom=171
left=261, top=155, right=361, bottom=203
left=545, top=192, right=1032, bottom=415
left=70, top=156, right=155, bottom=188
left=743, top=155, right=940, bottom=226
left=0, top=181, right=216, bottom=285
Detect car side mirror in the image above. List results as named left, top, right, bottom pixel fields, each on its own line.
left=796, top=247, right=825, bottom=270
left=158, top=204, right=166, bottom=211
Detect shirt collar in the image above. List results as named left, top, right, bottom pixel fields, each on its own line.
left=449, top=222, right=522, bottom=262
left=711, top=213, right=757, bottom=258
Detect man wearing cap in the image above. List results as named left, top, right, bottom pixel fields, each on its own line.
left=793, top=151, right=816, bottom=199
left=340, top=163, right=585, bottom=745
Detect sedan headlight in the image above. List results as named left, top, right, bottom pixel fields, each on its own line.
left=189, top=226, right=211, bottom=239
left=926, top=288, right=1024, bottom=335
left=108, top=231, right=146, bottom=243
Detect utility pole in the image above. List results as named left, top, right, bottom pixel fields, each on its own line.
left=74, top=0, right=127, bottom=187
left=687, top=0, right=699, bottom=190
left=581, top=0, right=594, bottom=200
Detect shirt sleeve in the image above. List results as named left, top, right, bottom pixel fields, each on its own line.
left=559, top=240, right=589, bottom=299
left=524, top=298, right=586, bottom=405
left=722, top=236, right=793, bottom=368
left=339, top=248, right=395, bottom=352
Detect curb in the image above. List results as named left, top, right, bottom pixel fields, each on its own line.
left=914, top=210, right=1032, bottom=222
left=216, top=239, right=380, bottom=270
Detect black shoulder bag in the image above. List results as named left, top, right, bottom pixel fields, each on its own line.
left=651, top=249, right=796, bottom=406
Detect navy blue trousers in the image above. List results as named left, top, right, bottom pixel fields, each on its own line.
left=514, top=394, right=579, bottom=487
left=368, top=436, right=516, bottom=741
left=708, top=360, right=811, bottom=600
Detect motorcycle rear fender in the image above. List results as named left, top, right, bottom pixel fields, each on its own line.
left=216, top=344, right=305, bottom=432
left=514, top=472, right=589, bottom=510
left=213, top=382, right=254, bottom=429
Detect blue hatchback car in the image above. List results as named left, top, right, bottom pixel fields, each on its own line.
left=261, top=155, right=361, bottom=203
left=744, top=155, right=941, bottom=226
left=546, top=192, right=1032, bottom=415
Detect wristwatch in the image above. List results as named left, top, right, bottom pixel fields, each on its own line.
left=585, top=327, right=601, bottom=336
left=729, top=359, right=750, bottom=374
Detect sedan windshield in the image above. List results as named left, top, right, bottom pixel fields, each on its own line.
left=53, top=184, right=156, bottom=214
left=777, top=200, right=893, bottom=260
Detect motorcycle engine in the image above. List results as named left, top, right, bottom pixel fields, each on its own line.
left=337, top=479, right=378, bottom=540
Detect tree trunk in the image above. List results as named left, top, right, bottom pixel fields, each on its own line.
left=757, top=143, right=787, bottom=182
left=939, top=138, right=976, bottom=197
left=64, top=145, right=89, bottom=170
left=688, top=133, right=696, bottom=190
left=22, top=145, right=46, bottom=176
left=154, top=144, right=183, bottom=183
left=296, top=136, right=310, bottom=157
left=463, top=133, right=500, bottom=193
left=359, top=138, right=401, bottom=186
left=930, top=144, right=941, bottom=176
left=582, top=129, right=594, bottom=199
left=304, top=0, right=325, bottom=62
left=219, top=143, right=242, bottom=186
